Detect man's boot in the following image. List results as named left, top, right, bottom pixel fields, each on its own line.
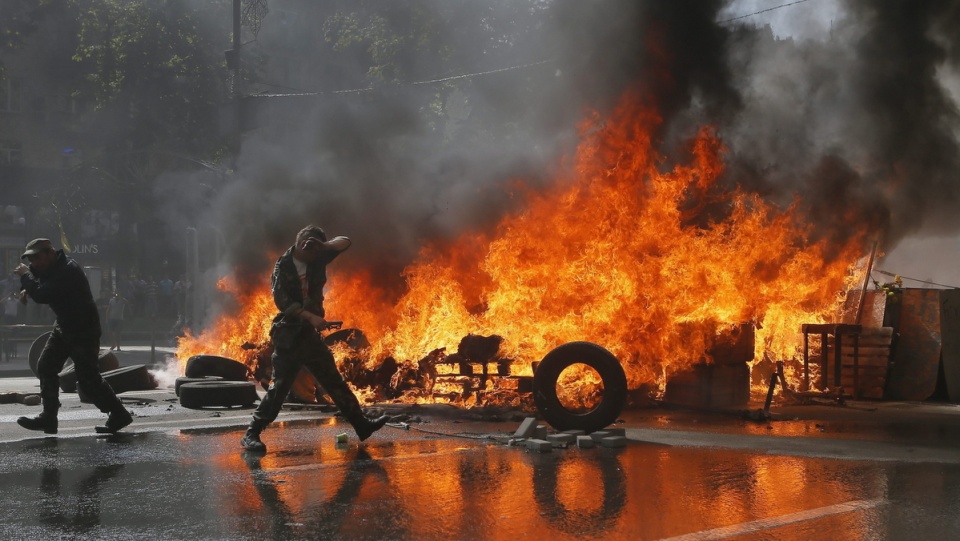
left=352, top=414, right=389, bottom=442
left=94, top=407, right=133, bottom=434
left=17, top=411, right=58, bottom=434
left=240, top=422, right=267, bottom=453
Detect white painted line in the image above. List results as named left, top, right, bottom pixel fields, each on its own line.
left=658, top=499, right=885, bottom=541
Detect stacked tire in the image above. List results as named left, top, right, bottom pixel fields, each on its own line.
left=58, top=352, right=121, bottom=393
left=77, top=364, right=159, bottom=403
left=178, top=355, right=259, bottom=410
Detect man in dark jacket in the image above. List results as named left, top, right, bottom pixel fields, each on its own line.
left=14, top=238, right=132, bottom=435
left=240, top=225, right=388, bottom=453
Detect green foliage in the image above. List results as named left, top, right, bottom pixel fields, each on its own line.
left=319, top=0, right=554, bottom=140
left=69, top=0, right=232, bottom=154
left=0, top=0, right=58, bottom=80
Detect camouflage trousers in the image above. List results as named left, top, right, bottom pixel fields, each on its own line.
left=251, top=326, right=365, bottom=429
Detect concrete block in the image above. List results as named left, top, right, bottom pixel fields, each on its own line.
left=534, top=425, right=548, bottom=440
left=526, top=439, right=552, bottom=453
left=546, top=433, right=575, bottom=445
left=577, top=435, right=596, bottom=449
left=589, top=430, right=611, bottom=442
left=604, top=427, right=626, bottom=437
left=601, top=436, right=627, bottom=448
left=561, top=429, right=585, bottom=437
left=514, top=417, right=538, bottom=438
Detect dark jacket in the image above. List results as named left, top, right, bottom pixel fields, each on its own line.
left=271, top=245, right=341, bottom=326
left=20, top=249, right=101, bottom=337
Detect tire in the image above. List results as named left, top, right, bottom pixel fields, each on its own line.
left=324, top=328, right=370, bottom=349
left=175, top=376, right=223, bottom=396
left=532, top=342, right=628, bottom=433
left=184, top=355, right=250, bottom=381
left=78, top=364, right=157, bottom=403
left=29, top=331, right=53, bottom=377
left=59, top=362, right=78, bottom=393
left=98, top=352, right=120, bottom=372
left=179, top=381, right=259, bottom=409
left=101, top=364, right=158, bottom=393
left=59, top=352, right=121, bottom=393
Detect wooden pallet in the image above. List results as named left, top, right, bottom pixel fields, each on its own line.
left=827, top=326, right=893, bottom=399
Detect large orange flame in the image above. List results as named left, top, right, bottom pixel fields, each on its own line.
left=177, top=91, right=867, bottom=400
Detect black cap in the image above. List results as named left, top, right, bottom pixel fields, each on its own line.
left=21, top=238, right=53, bottom=259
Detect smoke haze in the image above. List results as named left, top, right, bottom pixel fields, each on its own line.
left=155, top=0, right=960, bottom=319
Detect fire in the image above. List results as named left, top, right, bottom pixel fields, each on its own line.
left=177, top=91, right=867, bottom=402
left=176, top=276, right=276, bottom=371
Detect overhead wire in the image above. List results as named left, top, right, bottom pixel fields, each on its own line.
left=251, top=58, right=557, bottom=98
left=718, top=0, right=819, bottom=24
left=873, top=269, right=959, bottom=289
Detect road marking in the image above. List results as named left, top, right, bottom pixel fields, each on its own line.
left=658, top=499, right=885, bottom=541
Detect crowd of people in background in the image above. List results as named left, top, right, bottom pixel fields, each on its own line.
left=0, top=272, right=191, bottom=327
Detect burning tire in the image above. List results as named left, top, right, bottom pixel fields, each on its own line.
left=179, top=381, right=259, bottom=409
left=324, top=328, right=370, bottom=349
left=175, top=376, right=224, bottom=396
left=28, top=331, right=53, bottom=377
left=184, top=355, right=250, bottom=381
left=59, top=352, right=121, bottom=393
left=532, top=341, right=628, bottom=433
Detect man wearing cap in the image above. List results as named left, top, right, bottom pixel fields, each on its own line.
left=14, top=238, right=132, bottom=435
left=240, top=225, right=388, bottom=453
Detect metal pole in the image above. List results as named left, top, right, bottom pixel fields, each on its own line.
left=855, top=240, right=879, bottom=325
left=233, top=0, right=241, bottom=94
left=186, top=227, right=201, bottom=334
left=231, top=0, right=243, bottom=163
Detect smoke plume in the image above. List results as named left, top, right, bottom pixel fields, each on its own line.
left=155, top=0, right=960, bottom=322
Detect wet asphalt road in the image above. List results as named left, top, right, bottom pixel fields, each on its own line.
left=0, top=417, right=958, bottom=541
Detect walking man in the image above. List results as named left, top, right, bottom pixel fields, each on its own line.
left=241, top=225, right=388, bottom=453
left=15, top=239, right=132, bottom=435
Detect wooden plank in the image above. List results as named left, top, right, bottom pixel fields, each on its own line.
left=840, top=369, right=887, bottom=377
left=840, top=351, right=890, bottom=359
left=940, top=289, right=960, bottom=401
left=841, top=376, right=885, bottom=385
left=831, top=336, right=893, bottom=346
left=856, top=326, right=894, bottom=338
left=830, top=340, right=892, bottom=348
left=832, top=326, right=893, bottom=339
left=886, top=289, right=942, bottom=401
left=839, top=346, right=891, bottom=357
left=841, top=359, right=889, bottom=367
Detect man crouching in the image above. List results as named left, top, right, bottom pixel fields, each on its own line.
left=15, top=238, right=132, bottom=435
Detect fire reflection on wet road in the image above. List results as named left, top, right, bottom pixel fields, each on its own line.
left=0, top=419, right=957, bottom=540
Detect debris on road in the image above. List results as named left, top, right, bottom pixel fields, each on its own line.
left=0, top=392, right=41, bottom=405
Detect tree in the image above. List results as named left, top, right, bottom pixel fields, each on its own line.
left=0, top=0, right=58, bottom=81
left=70, top=0, right=232, bottom=155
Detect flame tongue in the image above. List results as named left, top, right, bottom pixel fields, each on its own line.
left=178, top=92, right=866, bottom=400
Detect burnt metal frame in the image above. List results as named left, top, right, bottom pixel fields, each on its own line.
left=801, top=323, right=862, bottom=397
